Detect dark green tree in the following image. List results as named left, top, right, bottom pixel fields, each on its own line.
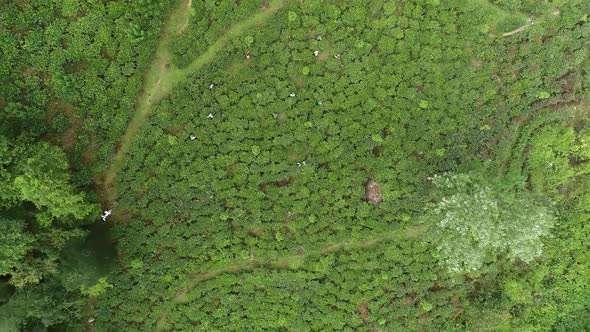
left=1, top=138, right=96, bottom=287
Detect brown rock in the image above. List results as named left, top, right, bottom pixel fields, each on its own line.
left=365, top=180, right=383, bottom=206
left=358, top=302, right=369, bottom=322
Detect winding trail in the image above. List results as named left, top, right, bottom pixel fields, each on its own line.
left=154, top=223, right=430, bottom=331
left=502, top=18, right=534, bottom=37
left=179, top=0, right=193, bottom=33
left=501, top=9, right=563, bottom=37
left=101, top=0, right=192, bottom=204
left=102, top=0, right=287, bottom=204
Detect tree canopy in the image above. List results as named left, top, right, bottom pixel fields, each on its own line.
left=424, top=172, right=556, bottom=273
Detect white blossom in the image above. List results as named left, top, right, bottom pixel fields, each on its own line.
left=427, top=173, right=556, bottom=273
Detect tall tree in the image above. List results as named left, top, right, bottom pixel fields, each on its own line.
left=0, top=138, right=96, bottom=287
left=423, top=172, right=556, bottom=273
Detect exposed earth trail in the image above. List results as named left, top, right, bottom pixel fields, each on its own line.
left=101, top=0, right=191, bottom=204
left=154, top=223, right=430, bottom=331
left=101, top=0, right=287, bottom=204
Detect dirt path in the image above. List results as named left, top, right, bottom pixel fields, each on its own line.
left=502, top=18, right=534, bottom=37
left=179, top=0, right=192, bottom=34
left=154, top=223, right=429, bottom=331
left=101, top=0, right=190, bottom=204
left=501, top=9, right=562, bottom=37
left=101, top=0, right=287, bottom=205
left=166, top=0, right=288, bottom=89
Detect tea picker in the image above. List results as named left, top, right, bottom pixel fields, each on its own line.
left=101, top=209, right=112, bottom=222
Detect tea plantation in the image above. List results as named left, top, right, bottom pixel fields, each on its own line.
left=1, top=0, right=589, bottom=331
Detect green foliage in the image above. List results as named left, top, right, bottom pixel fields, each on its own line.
left=0, top=136, right=97, bottom=289
left=2, top=0, right=590, bottom=330
left=0, top=0, right=173, bottom=186
left=128, top=23, right=147, bottom=44
left=0, top=0, right=162, bottom=323
left=135, top=0, right=165, bottom=18
left=0, top=102, right=46, bottom=138
left=13, top=143, right=96, bottom=225
left=0, top=219, right=34, bottom=278
left=80, top=278, right=113, bottom=298
left=60, top=0, right=80, bottom=17
left=0, top=278, right=85, bottom=330
left=169, top=0, right=261, bottom=68
left=251, top=145, right=261, bottom=156
left=52, top=73, right=79, bottom=103
left=525, top=124, right=576, bottom=194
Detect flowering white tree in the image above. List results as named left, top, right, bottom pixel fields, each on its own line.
left=425, top=173, right=556, bottom=273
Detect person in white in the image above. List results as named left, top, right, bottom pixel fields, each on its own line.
left=101, top=210, right=112, bottom=222
left=207, top=113, right=214, bottom=119
left=313, top=50, right=319, bottom=57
